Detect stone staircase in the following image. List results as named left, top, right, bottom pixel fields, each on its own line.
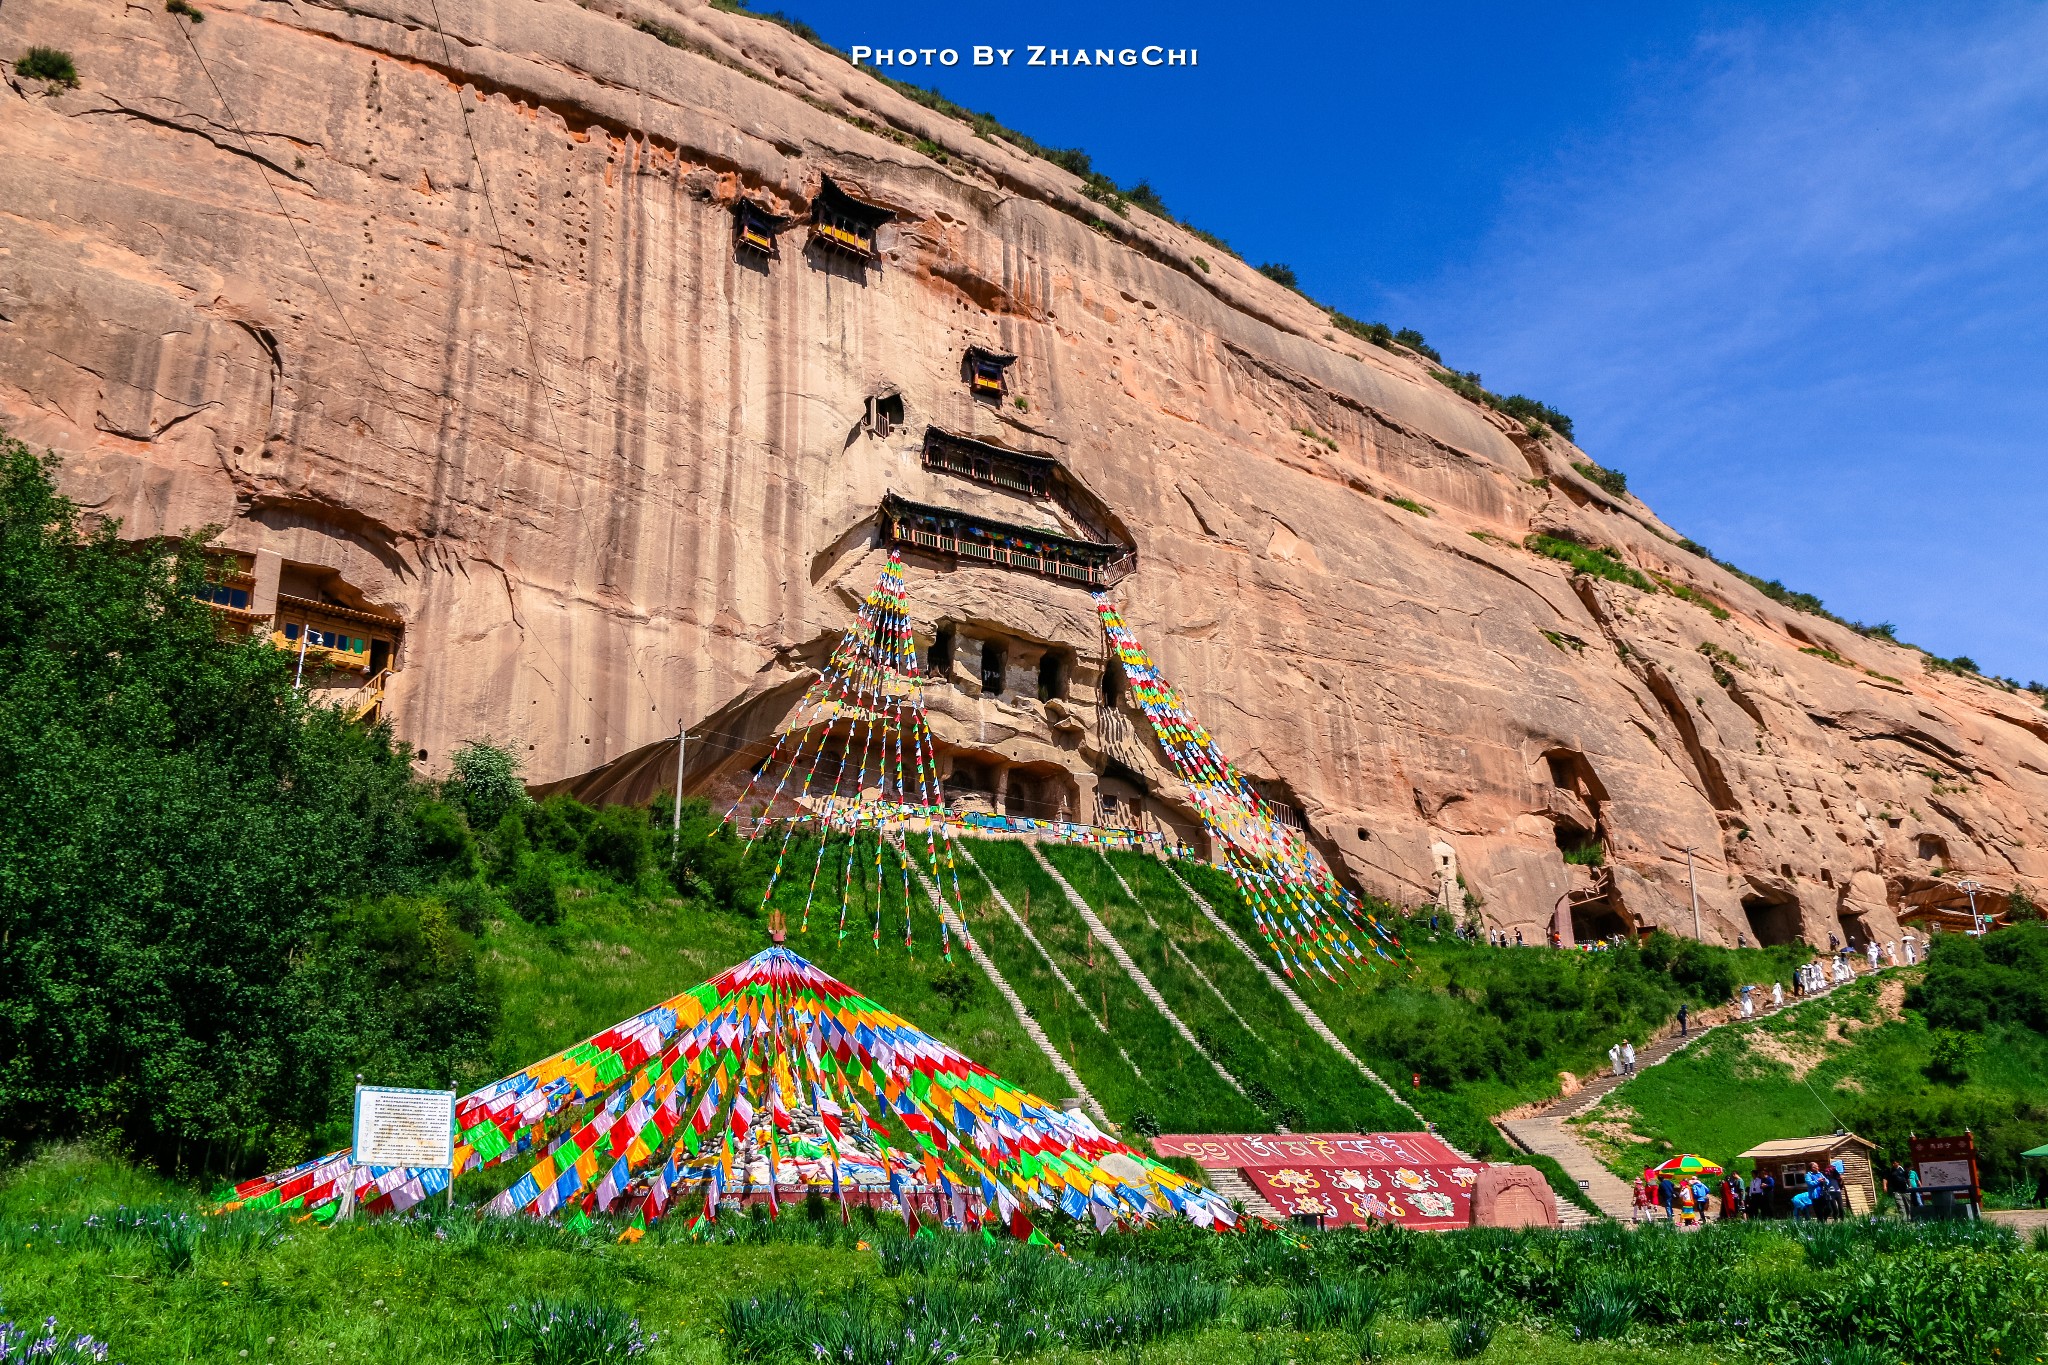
left=1200, top=1166, right=1285, bottom=1222
left=1495, top=968, right=1900, bottom=1224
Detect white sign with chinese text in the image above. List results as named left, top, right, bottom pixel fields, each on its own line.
left=353, top=1086, right=456, bottom=1169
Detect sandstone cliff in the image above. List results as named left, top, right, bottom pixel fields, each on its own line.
left=4, top=0, right=2043, bottom=946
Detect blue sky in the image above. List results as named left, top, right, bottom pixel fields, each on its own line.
left=763, top=2, right=2048, bottom=683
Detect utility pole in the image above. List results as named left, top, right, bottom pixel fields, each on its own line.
left=1685, top=845, right=1702, bottom=941
left=293, top=625, right=311, bottom=690
left=670, top=719, right=687, bottom=860
left=1959, top=877, right=1983, bottom=935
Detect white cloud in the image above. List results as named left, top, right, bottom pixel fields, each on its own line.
left=1412, top=5, right=2048, bottom=678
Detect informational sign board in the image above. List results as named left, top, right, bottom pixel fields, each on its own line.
left=1910, top=1134, right=1979, bottom=1198
left=353, top=1085, right=456, bottom=1169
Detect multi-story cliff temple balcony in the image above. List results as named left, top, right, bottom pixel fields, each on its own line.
left=880, top=493, right=1132, bottom=588
left=921, top=427, right=1056, bottom=498
left=809, top=175, right=893, bottom=261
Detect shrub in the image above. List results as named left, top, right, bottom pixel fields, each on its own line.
left=1561, top=842, right=1605, bottom=867
left=1384, top=495, right=1431, bottom=517
left=412, top=799, right=479, bottom=878
left=0, top=432, right=471, bottom=1170
left=1925, top=1028, right=1981, bottom=1082
left=15, top=46, right=78, bottom=86
left=1571, top=460, right=1627, bottom=496
left=165, top=0, right=204, bottom=20
left=1524, top=534, right=1655, bottom=592
left=445, top=738, right=527, bottom=831
left=1257, top=262, right=1300, bottom=289
left=1906, top=922, right=2048, bottom=1032
left=506, top=856, right=561, bottom=926
left=930, top=962, right=976, bottom=1014
left=580, top=805, right=652, bottom=885
left=527, top=792, right=594, bottom=854
left=665, top=795, right=765, bottom=913
left=488, top=809, right=531, bottom=883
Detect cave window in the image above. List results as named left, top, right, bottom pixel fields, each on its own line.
left=867, top=392, right=904, bottom=438
left=927, top=625, right=954, bottom=677
left=1037, top=649, right=1071, bottom=702
left=1916, top=834, right=1946, bottom=861
left=980, top=640, right=1007, bottom=696
left=1546, top=754, right=1577, bottom=789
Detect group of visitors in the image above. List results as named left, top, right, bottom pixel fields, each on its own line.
left=1607, top=1039, right=1638, bottom=1077
left=1632, top=1160, right=1861, bottom=1226
left=1633, top=1170, right=1749, bottom=1227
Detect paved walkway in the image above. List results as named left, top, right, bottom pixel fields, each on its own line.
left=1988, top=1208, right=2048, bottom=1234
left=1498, top=964, right=1907, bottom=1222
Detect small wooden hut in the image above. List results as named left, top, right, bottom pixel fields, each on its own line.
left=1736, top=1132, right=1879, bottom=1216
left=810, top=175, right=893, bottom=261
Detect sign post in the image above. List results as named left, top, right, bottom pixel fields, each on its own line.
left=1909, top=1133, right=1980, bottom=1220
left=353, top=1084, right=458, bottom=1216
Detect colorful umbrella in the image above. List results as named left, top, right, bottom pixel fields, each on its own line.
left=1653, top=1154, right=1724, bottom=1175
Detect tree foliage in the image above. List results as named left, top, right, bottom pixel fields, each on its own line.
left=0, top=434, right=492, bottom=1171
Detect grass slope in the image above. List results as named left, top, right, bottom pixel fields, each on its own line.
left=1571, top=970, right=2048, bottom=1196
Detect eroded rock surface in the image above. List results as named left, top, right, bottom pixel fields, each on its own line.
left=4, top=0, right=2043, bottom=945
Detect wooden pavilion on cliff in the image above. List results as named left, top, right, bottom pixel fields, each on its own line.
left=963, top=346, right=1016, bottom=399
left=810, top=175, right=893, bottom=261
left=732, top=198, right=790, bottom=257
left=878, top=493, right=1130, bottom=588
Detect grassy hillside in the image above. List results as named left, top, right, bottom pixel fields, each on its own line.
left=1570, top=968, right=2048, bottom=1197
left=5, top=1147, right=2043, bottom=1365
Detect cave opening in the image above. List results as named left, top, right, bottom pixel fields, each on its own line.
left=1743, top=896, right=1802, bottom=947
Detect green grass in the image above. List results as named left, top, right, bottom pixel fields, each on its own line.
left=1569, top=971, right=2048, bottom=1194
left=959, top=840, right=1264, bottom=1132
left=4, top=1148, right=2043, bottom=1364
left=1384, top=495, right=1433, bottom=517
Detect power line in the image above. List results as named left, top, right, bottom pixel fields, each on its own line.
left=170, top=14, right=398, bottom=401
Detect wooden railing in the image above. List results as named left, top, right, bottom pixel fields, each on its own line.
left=896, top=526, right=1118, bottom=586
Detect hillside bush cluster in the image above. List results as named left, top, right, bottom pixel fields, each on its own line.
left=1353, top=932, right=1755, bottom=1095
left=0, top=436, right=496, bottom=1174
left=1907, top=921, right=2048, bottom=1033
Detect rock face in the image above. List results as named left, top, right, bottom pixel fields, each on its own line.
left=5, top=0, right=2045, bottom=947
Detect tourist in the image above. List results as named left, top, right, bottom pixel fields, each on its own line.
left=1772, top=980, right=1784, bottom=1009
left=1825, top=1160, right=1848, bottom=1220
left=1748, top=1169, right=1768, bottom=1217
left=1721, top=1172, right=1742, bottom=1221
left=1634, top=1173, right=1655, bottom=1224
left=1515, top=927, right=1524, bottom=947
left=1677, top=1002, right=1690, bottom=1038
left=1740, top=984, right=1754, bottom=1018
left=1609, top=1042, right=1622, bottom=1077
left=1903, top=934, right=1918, bottom=965
left=2033, top=1163, right=2047, bottom=1210
left=1866, top=940, right=1880, bottom=970
left=1828, top=931, right=1840, bottom=953
left=1676, top=1177, right=1699, bottom=1228
left=1886, top=1159, right=1914, bottom=1217
left=1737, top=930, right=1748, bottom=949
left=1659, top=1172, right=1678, bottom=1223
left=1622, top=1039, right=1637, bottom=1076
left=1792, top=1162, right=1824, bottom=1220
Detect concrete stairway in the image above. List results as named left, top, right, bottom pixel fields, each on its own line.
left=1200, top=1166, right=1285, bottom=1222
left=905, top=855, right=1106, bottom=1125
left=1164, top=864, right=1425, bottom=1126
left=1027, top=844, right=1249, bottom=1098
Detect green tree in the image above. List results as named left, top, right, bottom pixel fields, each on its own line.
left=0, top=433, right=488, bottom=1172
left=445, top=739, right=527, bottom=832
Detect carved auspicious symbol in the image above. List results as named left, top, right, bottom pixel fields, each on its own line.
left=1267, top=1168, right=1321, bottom=1191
